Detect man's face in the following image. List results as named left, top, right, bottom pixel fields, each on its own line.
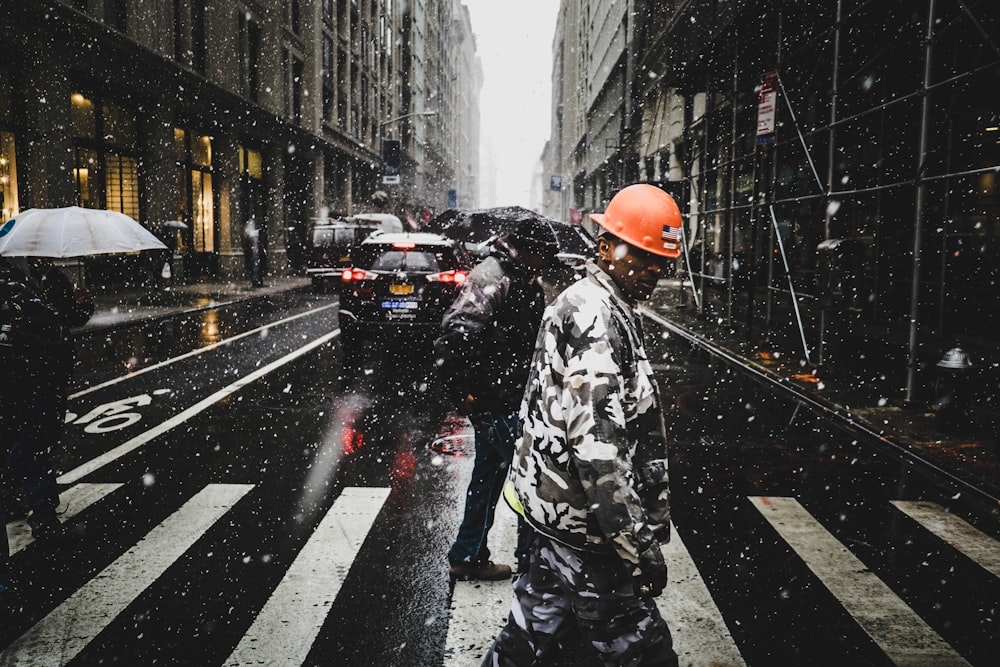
left=598, top=235, right=671, bottom=301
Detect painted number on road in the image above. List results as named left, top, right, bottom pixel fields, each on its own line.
left=66, top=389, right=171, bottom=433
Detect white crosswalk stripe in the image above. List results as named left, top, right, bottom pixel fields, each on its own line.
left=6, top=483, right=123, bottom=555
left=891, top=500, right=1000, bottom=579
left=3, top=486, right=993, bottom=665
left=0, top=484, right=253, bottom=667
left=225, top=486, right=391, bottom=666
left=751, top=496, right=973, bottom=667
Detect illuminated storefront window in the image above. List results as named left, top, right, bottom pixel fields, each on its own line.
left=70, top=91, right=140, bottom=215
left=175, top=128, right=216, bottom=256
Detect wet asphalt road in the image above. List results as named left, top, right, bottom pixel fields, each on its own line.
left=1, top=290, right=997, bottom=665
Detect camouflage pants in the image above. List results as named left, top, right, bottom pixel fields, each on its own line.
left=482, top=534, right=677, bottom=666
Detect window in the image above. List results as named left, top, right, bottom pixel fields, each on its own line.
left=174, top=128, right=215, bottom=255
left=70, top=92, right=139, bottom=214
left=238, top=12, right=261, bottom=101
left=323, top=36, right=335, bottom=122
left=292, top=56, right=304, bottom=124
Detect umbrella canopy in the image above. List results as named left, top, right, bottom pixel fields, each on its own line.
left=0, top=206, right=167, bottom=257
left=426, top=206, right=596, bottom=256
left=163, top=220, right=189, bottom=230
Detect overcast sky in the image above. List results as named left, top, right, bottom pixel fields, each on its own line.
left=463, top=1, right=559, bottom=209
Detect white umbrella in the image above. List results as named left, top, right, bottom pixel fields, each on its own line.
left=0, top=206, right=167, bottom=257
left=163, top=220, right=189, bottom=229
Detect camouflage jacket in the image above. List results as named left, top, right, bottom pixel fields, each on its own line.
left=511, top=261, right=670, bottom=575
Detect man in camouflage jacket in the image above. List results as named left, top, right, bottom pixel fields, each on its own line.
left=484, top=184, right=680, bottom=665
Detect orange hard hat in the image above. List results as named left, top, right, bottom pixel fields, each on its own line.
left=589, top=184, right=683, bottom=258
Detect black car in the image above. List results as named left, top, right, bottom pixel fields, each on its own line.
left=338, top=232, right=470, bottom=378
left=305, top=221, right=380, bottom=291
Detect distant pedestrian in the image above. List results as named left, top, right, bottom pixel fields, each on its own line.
left=243, top=218, right=266, bottom=287
left=483, top=184, right=683, bottom=665
left=434, top=217, right=560, bottom=581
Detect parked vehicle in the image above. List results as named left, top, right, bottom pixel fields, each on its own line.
left=338, top=232, right=470, bottom=379
left=305, top=221, right=380, bottom=291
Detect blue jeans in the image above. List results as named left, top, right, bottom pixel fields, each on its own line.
left=449, top=412, right=533, bottom=567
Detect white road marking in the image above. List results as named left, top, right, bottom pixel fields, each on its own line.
left=69, top=304, right=337, bottom=399
left=891, top=500, right=1000, bottom=579
left=444, top=509, right=745, bottom=667
left=225, top=486, right=391, bottom=666
left=57, top=330, right=340, bottom=485
left=0, top=484, right=252, bottom=667
left=751, top=496, right=972, bottom=667
left=6, top=483, right=123, bottom=555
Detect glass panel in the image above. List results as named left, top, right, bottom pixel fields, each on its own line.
left=246, top=148, right=262, bottom=180
left=192, top=170, right=214, bottom=252
left=104, top=154, right=139, bottom=220
left=71, top=92, right=97, bottom=139
left=0, top=131, right=16, bottom=222
left=74, top=148, right=99, bottom=208
left=174, top=128, right=186, bottom=161
left=191, top=133, right=212, bottom=167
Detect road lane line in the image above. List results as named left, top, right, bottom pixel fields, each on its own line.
left=69, top=304, right=337, bottom=399
left=57, top=329, right=340, bottom=485
left=751, top=496, right=972, bottom=667
left=659, top=527, right=746, bottom=666
left=6, top=483, right=123, bottom=555
left=225, top=486, right=390, bottom=666
left=0, top=484, right=252, bottom=667
left=891, top=500, right=1000, bottom=579
left=444, top=506, right=518, bottom=667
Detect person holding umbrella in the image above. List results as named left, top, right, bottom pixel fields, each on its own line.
left=10, top=257, right=94, bottom=539
left=433, top=217, right=560, bottom=581
left=1, top=256, right=63, bottom=609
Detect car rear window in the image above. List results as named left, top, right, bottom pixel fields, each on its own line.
left=355, top=244, right=462, bottom=273
left=311, top=226, right=372, bottom=248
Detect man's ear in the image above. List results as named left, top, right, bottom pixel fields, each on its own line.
left=597, top=236, right=614, bottom=262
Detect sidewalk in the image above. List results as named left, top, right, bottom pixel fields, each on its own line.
left=75, top=276, right=312, bottom=334
left=646, top=279, right=1000, bottom=509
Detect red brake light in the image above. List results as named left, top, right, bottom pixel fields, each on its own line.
left=427, top=270, right=468, bottom=283
left=392, top=241, right=416, bottom=249
left=341, top=268, right=373, bottom=282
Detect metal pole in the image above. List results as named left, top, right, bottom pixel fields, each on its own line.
left=770, top=205, right=811, bottom=363
left=906, top=0, right=936, bottom=401
left=818, top=0, right=842, bottom=365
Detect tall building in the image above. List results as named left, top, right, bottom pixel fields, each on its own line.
left=0, top=0, right=479, bottom=282
left=545, top=0, right=1000, bottom=401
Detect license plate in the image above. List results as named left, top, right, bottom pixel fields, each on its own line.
left=389, top=283, right=413, bottom=295
left=381, top=300, right=418, bottom=310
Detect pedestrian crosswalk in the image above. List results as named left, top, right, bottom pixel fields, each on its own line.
left=3, top=485, right=997, bottom=666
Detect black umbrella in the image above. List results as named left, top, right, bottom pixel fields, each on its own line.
left=427, top=206, right=596, bottom=256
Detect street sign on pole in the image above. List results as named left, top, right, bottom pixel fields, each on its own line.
left=382, top=139, right=401, bottom=184
left=756, top=71, right=778, bottom=144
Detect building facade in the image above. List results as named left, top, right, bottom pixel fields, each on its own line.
left=544, top=0, right=1000, bottom=401
left=0, top=0, right=480, bottom=283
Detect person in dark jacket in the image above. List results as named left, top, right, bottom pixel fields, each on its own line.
left=1, top=256, right=64, bottom=606
left=12, top=257, right=95, bottom=539
left=434, top=217, right=559, bottom=581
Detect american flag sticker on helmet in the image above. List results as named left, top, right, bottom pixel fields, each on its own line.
left=661, top=225, right=680, bottom=250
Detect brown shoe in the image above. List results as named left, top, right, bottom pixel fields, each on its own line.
left=449, top=560, right=513, bottom=581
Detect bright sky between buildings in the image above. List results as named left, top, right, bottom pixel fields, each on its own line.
left=464, top=0, right=559, bottom=210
